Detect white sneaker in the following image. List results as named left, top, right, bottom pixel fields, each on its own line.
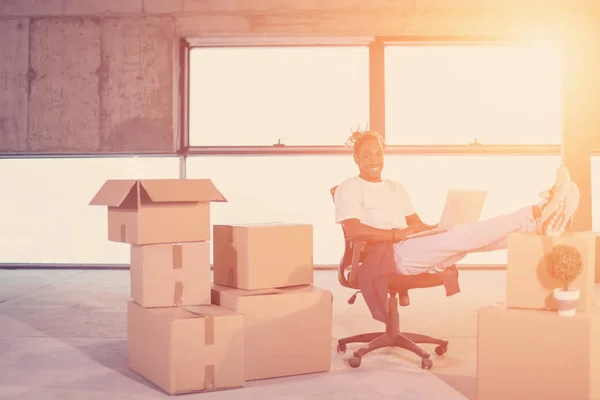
left=537, top=166, right=570, bottom=204
left=545, top=182, right=580, bottom=236
left=537, top=166, right=580, bottom=236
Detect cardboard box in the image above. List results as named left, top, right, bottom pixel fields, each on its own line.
left=90, top=179, right=226, bottom=245
left=130, top=242, right=211, bottom=308
left=477, top=304, right=600, bottom=400
left=213, top=223, right=313, bottom=290
left=211, top=284, right=332, bottom=381
left=127, top=301, right=244, bottom=395
left=594, top=233, right=600, bottom=283
left=506, top=232, right=595, bottom=311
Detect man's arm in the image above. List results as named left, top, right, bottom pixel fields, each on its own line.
left=341, top=219, right=415, bottom=242
left=406, top=213, right=438, bottom=229
left=405, top=213, right=423, bottom=226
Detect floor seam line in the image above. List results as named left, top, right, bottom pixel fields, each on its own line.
left=0, top=270, right=87, bottom=306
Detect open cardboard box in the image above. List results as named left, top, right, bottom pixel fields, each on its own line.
left=90, top=179, right=226, bottom=245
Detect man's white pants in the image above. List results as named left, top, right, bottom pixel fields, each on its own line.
left=394, top=206, right=536, bottom=275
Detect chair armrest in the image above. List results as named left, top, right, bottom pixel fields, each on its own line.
left=350, top=240, right=363, bottom=268
left=338, top=238, right=366, bottom=289
left=348, top=240, right=368, bottom=289
left=347, top=240, right=364, bottom=287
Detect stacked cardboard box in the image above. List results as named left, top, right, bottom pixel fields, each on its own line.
left=477, top=232, right=598, bottom=400
left=211, top=223, right=333, bottom=381
left=596, top=234, right=600, bottom=283
left=90, top=179, right=245, bottom=395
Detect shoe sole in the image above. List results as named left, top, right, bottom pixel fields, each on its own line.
left=543, top=183, right=580, bottom=236
left=537, top=186, right=566, bottom=234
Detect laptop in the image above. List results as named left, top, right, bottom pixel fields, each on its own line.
left=405, top=189, right=488, bottom=240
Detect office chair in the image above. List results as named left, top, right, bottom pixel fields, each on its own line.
left=331, top=185, right=457, bottom=370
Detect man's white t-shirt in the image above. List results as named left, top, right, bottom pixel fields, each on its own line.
left=334, top=176, right=416, bottom=229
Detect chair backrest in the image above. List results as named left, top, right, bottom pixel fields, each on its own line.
left=330, top=185, right=361, bottom=288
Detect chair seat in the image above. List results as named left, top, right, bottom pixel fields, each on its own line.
left=346, top=265, right=454, bottom=291
left=345, top=266, right=458, bottom=306
left=388, top=265, right=458, bottom=306
left=387, top=269, right=447, bottom=290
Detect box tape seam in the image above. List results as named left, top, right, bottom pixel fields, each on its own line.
left=205, top=315, right=215, bottom=391
left=173, top=244, right=183, bottom=305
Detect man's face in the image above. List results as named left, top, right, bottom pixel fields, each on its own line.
left=354, top=137, right=384, bottom=182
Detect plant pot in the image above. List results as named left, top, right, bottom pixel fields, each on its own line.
left=553, top=288, right=580, bottom=317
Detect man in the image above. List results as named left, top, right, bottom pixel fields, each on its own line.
left=334, top=129, right=581, bottom=276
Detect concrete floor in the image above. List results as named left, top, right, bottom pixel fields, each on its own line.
left=0, top=268, right=568, bottom=400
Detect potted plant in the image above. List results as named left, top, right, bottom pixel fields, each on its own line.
left=545, top=244, right=584, bottom=317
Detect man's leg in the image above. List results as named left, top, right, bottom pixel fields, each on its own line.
left=394, top=165, right=580, bottom=275
left=394, top=206, right=537, bottom=275
left=416, top=234, right=519, bottom=274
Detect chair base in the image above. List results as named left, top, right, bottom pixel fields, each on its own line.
left=337, top=331, right=448, bottom=370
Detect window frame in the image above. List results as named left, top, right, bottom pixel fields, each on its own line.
left=182, top=35, right=562, bottom=157
left=184, top=38, right=373, bottom=151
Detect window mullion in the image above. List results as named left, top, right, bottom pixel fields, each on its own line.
left=369, top=39, right=385, bottom=139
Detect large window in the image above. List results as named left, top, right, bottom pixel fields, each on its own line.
left=189, top=46, right=370, bottom=147
left=384, top=44, right=563, bottom=145
left=187, top=155, right=560, bottom=266
left=0, top=157, right=180, bottom=265
left=184, top=41, right=569, bottom=267
left=3, top=155, right=598, bottom=267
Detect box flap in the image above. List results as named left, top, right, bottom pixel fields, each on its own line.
left=146, top=305, right=237, bottom=320
left=89, top=180, right=137, bottom=207
left=183, top=304, right=239, bottom=318
left=148, top=306, right=200, bottom=320
left=215, top=223, right=303, bottom=228
left=139, top=179, right=227, bottom=203
left=212, top=284, right=314, bottom=298
left=213, top=285, right=281, bottom=298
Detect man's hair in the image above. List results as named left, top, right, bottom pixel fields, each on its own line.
left=345, top=125, right=384, bottom=156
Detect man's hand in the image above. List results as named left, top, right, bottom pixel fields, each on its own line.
left=393, top=222, right=433, bottom=242
left=392, top=222, right=439, bottom=243
left=408, top=221, right=437, bottom=233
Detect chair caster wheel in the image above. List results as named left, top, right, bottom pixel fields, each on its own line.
left=435, top=344, right=448, bottom=356
left=348, top=356, right=361, bottom=368
left=421, top=358, right=433, bottom=370
left=337, top=343, right=347, bottom=354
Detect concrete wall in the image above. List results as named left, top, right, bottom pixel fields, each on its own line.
left=0, top=4, right=175, bottom=152
left=0, top=0, right=597, bottom=154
